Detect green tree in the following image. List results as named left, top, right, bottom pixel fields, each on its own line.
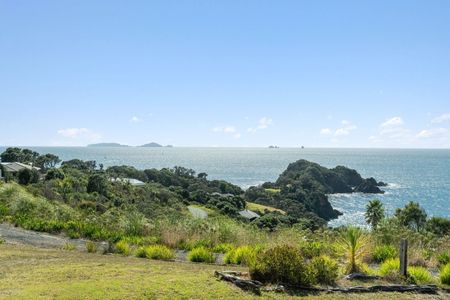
left=17, top=168, right=32, bottom=185
left=36, top=153, right=61, bottom=170
left=365, top=199, right=385, bottom=229
left=395, top=201, right=427, bottom=231
left=87, top=174, right=108, bottom=196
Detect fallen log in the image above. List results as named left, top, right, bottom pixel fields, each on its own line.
left=345, top=273, right=381, bottom=281
left=215, top=271, right=440, bottom=295
left=214, top=271, right=262, bottom=295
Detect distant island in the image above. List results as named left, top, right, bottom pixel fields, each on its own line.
left=140, top=142, right=173, bottom=148
left=268, top=145, right=279, bottom=149
left=87, top=143, right=129, bottom=147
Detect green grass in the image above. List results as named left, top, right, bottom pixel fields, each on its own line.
left=0, top=244, right=439, bottom=299
left=246, top=202, right=286, bottom=215
left=408, top=266, right=434, bottom=284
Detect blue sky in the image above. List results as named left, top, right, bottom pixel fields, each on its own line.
left=1, top=1, right=450, bottom=147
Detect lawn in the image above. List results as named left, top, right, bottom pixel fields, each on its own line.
left=246, top=202, right=286, bottom=215
left=0, top=244, right=442, bottom=300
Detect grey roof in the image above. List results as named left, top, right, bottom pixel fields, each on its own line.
left=211, top=192, right=235, bottom=198
left=110, top=178, right=146, bottom=186
left=239, top=209, right=260, bottom=220
left=1, top=162, right=40, bottom=173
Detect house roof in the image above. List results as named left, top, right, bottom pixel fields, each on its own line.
left=0, top=162, right=40, bottom=173
left=110, top=177, right=146, bottom=186
left=239, top=209, right=260, bottom=220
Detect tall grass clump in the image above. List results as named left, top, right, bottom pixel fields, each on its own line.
left=408, top=266, right=434, bottom=284
left=372, top=245, right=397, bottom=263
left=115, top=240, right=130, bottom=256
left=250, top=245, right=313, bottom=286
left=188, top=246, right=215, bottom=263
left=440, top=263, right=450, bottom=285
left=144, top=245, right=175, bottom=260
left=437, top=252, right=450, bottom=267
left=379, top=258, right=401, bottom=281
left=224, top=245, right=260, bottom=266
left=62, top=242, right=76, bottom=251
left=86, top=241, right=97, bottom=253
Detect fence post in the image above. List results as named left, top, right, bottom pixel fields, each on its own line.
left=399, top=239, right=408, bottom=276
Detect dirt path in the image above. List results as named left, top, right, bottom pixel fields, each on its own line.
left=0, top=222, right=93, bottom=251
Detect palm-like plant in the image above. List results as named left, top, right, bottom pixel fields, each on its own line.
left=338, top=226, right=370, bottom=274
left=365, top=199, right=385, bottom=229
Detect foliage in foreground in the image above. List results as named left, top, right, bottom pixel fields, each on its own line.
left=408, top=266, right=434, bottom=284
left=188, top=246, right=215, bottom=263
left=441, top=263, right=450, bottom=285
left=250, top=245, right=313, bottom=286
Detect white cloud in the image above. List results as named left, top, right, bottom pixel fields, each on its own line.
left=377, top=117, right=411, bottom=139
left=431, top=113, right=450, bottom=124
left=130, top=116, right=142, bottom=123
left=381, top=116, right=404, bottom=128
left=57, top=128, right=101, bottom=143
left=248, top=117, right=273, bottom=133
left=416, top=128, right=448, bottom=138
left=212, top=125, right=241, bottom=139
left=320, top=120, right=357, bottom=137
left=320, top=128, right=332, bottom=135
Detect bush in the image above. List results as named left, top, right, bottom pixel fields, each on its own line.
left=115, top=240, right=130, bottom=256
left=135, top=246, right=147, bottom=258
left=379, top=258, right=400, bottom=281
left=408, top=266, right=434, bottom=284
left=188, top=246, right=215, bottom=263
left=310, top=255, right=339, bottom=285
left=299, top=241, right=324, bottom=259
left=250, top=245, right=312, bottom=286
left=213, top=243, right=234, bottom=254
left=441, top=263, right=450, bottom=285
left=144, top=245, right=175, bottom=260
left=86, top=241, right=97, bottom=253
left=372, top=245, right=397, bottom=263
left=437, top=252, right=450, bottom=267
left=62, top=242, right=76, bottom=251
left=224, top=245, right=260, bottom=266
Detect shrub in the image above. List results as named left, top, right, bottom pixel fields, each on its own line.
left=86, top=241, right=97, bottom=253
left=250, top=245, right=312, bottom=286
left=135, top=246, right=147, bottom=258
left=62, top=242, right=76, bottom=251
left=372, top=245, right=397, bottom=263
left=213, top=243, right=234, bottom=254
left=310, top=255, right=339, bottom=285
left=144, top=245, right=175, bottom=260
left=437, top=252, right=450, bottom=267
left=224, top=245, right=260, bottom=266
left=408, top=266, right=434, bottom=284
left=379, top=258, right=400, bottom=281
left=188, top=246, right=215, bottom=263
left=299, top=241, right=324, bottom=259
left=115, top=240, right=130, bottom=256
left=441, top=263, right=450, bottom=285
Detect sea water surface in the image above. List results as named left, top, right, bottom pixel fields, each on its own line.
left=2, top=147, right=449, bottom=227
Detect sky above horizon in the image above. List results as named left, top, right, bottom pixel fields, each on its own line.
left=1, top=1, right=450, bottom=148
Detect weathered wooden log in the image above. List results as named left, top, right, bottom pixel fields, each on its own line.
left=215, top=271, right=439, bottom=295
left=345, top=273, right=381, bottom=281
left=214, top=271, right=262, bottom=294
left=327, top=284, right=438, bottom=294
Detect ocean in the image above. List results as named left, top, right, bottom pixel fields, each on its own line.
left=2, top=146, right=449, bottom=227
